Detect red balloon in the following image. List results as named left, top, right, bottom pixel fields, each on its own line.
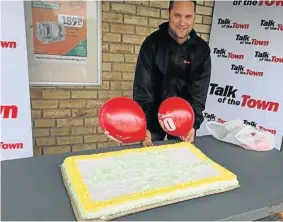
left=99, top=97, right=147, bottom=144
left=158, top=97, right=195, bottom=137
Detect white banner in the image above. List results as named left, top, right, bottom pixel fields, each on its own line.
left=197, top=1, right=283, bottom=150
left=1, top=0, right=33, bottom=160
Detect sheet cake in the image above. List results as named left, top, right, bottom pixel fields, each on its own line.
left=61, top=142, right=240, bottom=221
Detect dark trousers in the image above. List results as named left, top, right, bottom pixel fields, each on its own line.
left=151, top=132, right=178, bottom=141
left=151, top=130, right=197, bottom=142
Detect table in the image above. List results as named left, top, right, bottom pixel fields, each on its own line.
left=1, top=136, right=283, bottom=221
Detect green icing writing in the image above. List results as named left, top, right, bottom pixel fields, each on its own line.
left=85, top=150, right=213, bottom=191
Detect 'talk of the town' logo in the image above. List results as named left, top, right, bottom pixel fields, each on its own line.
left=213, top=48, right=244, bottom=60
left=203, top=112, right=217, bottom=122
left=1, top=40, right=17, bottom=49
left=203, top=113, right=277, bottom=135
left=0, top=105, right=18, bottom=119
left=208, top=83, right=280, bottom=112
left=232, top=0, right=283, bottom=6
left=255, top=51, right=283, bottom=63
left=235, top=34, right=269, bottom=46
left=261, top=19, right=283, bottom=31
left=0, top=105, right=23, bottom=150
left=243, top=120, right=277, bottom=135
left=218, top=18, right=249, bottom=29
left=0, top=142, right=23, bottom=150
left=231, top=64, right=263, bottom=77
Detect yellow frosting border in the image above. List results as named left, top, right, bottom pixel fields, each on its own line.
left=63, top=142, right=238, bottom=212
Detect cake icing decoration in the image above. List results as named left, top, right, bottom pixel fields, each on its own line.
left=61, top=142, right=240, bottom=220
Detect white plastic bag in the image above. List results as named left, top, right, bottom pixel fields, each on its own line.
left=206, top=119, right=275, bottom=151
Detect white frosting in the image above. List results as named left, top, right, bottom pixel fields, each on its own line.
left=76, top=147, right=221, bottom=201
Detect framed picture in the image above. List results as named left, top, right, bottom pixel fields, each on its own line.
left=24, top=0, right=102, bottom=86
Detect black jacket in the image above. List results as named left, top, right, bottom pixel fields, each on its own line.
left=133, top=22, right=211, bottom=134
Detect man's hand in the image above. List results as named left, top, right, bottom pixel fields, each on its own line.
left=141, top=129, right=153, bottom=147
left=180, top=128, right=195, bottom=143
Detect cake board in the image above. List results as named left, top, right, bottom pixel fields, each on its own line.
left=60, top=142, right=240, bottom=221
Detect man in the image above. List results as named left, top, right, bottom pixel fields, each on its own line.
left=133, top=0, right=211, bottom=147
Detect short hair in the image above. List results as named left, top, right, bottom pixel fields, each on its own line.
left=169, top=0, right=197, bottom=12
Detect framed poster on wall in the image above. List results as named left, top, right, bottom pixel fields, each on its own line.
left=24, top=0, right=102, bottom=86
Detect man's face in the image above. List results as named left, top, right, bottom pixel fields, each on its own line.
left=169, top=1, right=195, bottom=41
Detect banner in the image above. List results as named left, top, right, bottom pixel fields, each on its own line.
left=197, top=1, right=283, bottom=150
left=1, top=0, right=33, bottom=160
left=31, top=1, right=87, bottom=63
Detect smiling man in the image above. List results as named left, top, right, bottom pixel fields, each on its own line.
left=133, top=0, right=212, bottom=147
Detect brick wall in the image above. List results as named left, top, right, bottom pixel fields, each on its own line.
left=30, top=0, right=214, bottom=156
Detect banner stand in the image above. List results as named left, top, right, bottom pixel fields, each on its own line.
left=197, top=1, right=283, bottom=150
left=1, top=0, right=33, bottom=160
